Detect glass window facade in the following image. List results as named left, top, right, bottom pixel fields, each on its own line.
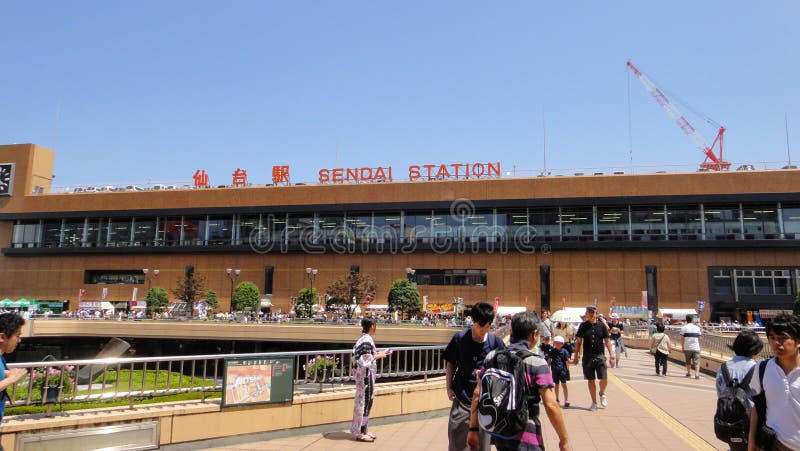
left=782, top=203, right=800, bottom=239
left=704, top=204, right=741, bottom=240
left=413, top=269, right=487, bottom=286
left=667, top=206, right=702, bottom=240
left=8, top=200, right=800, bottom=251
left=631, top=206, right=665, bottom=240
left=560, top=207, right=593, bottom=241
left=597, top=207, right=628, bottom=241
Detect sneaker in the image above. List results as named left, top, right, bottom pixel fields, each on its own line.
left=589, top=403, right=598, bottom=411
left=599, top=394, right=608, bottom=408
left=564, top=402, right=570, bottom=408
left=685, top=372, right=691, bottom=378
left=695, top=375, right=700, bottom=380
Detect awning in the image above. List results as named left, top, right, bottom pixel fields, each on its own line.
left=496, top=306, right=527, bottom=316
left=610, top=306, right=650, bottom=319
left=365, top=304, right=388, bottom=310
left=657, top=308, right=697, bottom=320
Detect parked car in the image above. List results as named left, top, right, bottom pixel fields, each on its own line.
left=95, top=185, right=116, bottom=192
left=151, top=184, right=167, bottom=190
left=736, top=164, right=756, bottom=171
left=125, top=185, right=145, bottom=191
left=73, top=187, right=85, bottom=193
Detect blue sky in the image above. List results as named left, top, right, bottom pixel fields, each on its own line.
left=2, top=1, right=798, bottom=188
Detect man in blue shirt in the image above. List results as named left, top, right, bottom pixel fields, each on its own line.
left=444, top=302, right=505, bottom=451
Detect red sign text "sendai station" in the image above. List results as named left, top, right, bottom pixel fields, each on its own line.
left=317, top=162, right=500, bottom=184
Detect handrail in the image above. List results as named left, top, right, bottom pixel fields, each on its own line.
left=5, top=345, right=447, bottom=408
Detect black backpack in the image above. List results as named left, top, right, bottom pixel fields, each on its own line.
left=476, top=349, right=537, bottom=439
left=713, top=362, right=755, bottom=445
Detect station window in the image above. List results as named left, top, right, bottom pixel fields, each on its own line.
left=413, top=269, right=487, bottom=286
left=84, top=270, right=145, bottom=285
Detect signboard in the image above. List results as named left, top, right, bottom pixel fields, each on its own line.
left=222, top=357, right=294, bottom=407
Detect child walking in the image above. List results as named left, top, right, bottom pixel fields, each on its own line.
left=548, top=336, right=571, bottom=407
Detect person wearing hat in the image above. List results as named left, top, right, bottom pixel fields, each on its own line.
left=572, top=305, right=615, bottom=411
left=548, top=335, right=571, bottom=407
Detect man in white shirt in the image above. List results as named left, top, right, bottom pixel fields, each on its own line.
left=748, top=313, right=800, bottom=450
left=680, top=315, right=702, bottom=379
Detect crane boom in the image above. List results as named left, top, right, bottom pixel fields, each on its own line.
left=627, top=60, right=730, bottom=171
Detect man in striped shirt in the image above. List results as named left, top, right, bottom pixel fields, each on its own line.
left=680, top=315, right=702, bottom=379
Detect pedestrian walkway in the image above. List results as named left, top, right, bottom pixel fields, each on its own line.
left=173, top=348, right=727, bottom=450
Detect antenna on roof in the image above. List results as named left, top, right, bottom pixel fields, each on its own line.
left=786, top=113, right=793, bottom=167
left=542, top=110, right=548, bottom=176
left=52, top=96, right=61, bottom=151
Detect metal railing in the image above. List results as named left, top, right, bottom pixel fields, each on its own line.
left=659, top=329, right=772, bottom=360
left=6, top=345, right=447, bottom=408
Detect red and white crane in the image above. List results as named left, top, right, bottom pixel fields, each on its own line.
left=627, top=60, right=730, bottom=171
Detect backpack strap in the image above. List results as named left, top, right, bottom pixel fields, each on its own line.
left=740, top=364, right=755, bottom=389
left=720, top=362, right=732, bottom=387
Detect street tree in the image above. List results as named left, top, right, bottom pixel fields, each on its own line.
left=232, top=281, right=260, bottom=312
left=387, top=278, right=421, bottom=319
left=204, top=289, right=219, bottom=310
left=172, top=274, right=206, bottom=306
left=295, top=287, right=317, bottom=318
left=325, top=271, right=377, bottom=318
left=145, top=287, right=169, bottom=314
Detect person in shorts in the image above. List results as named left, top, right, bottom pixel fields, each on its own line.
left=572, top=305, right=614, bottom=411
left=548, top=335, right=571, bottom=407
left=680, top=315, right=702, bottom=379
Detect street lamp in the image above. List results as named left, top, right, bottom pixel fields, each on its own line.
left=305, top=267, right=318, bottom=293
left=142, top=268, right=160, bottom=291
left=226, top=268, right=241, bottom=311
left=406, top=267, right=416, bottom=284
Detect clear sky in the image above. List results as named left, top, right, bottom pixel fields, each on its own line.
left=2, top=1, right=798, bottom=189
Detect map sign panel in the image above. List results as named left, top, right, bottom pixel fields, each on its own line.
left=222, top=357, right=294, bottom=407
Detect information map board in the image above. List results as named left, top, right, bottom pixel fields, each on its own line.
left=222, top=357, right=294, bottom=407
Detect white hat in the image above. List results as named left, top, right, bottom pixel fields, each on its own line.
left=553, top=336, right=565, bottom=343
left=610, top=313, right=620, bottom=319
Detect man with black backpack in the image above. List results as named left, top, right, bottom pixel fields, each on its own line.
left=467, top=311, right=570, bottom=451
left=445, top=302, right=506, bottom=451
left=713, top=330, right=762, bottom=451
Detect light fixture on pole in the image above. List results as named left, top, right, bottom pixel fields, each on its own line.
left=305, top=267, right=318, bottom=293
left=406, top=267, right=416, bottom=284
left=226, top=268, right=241, bottom=311
left=142, top=268, right=160, bottom=291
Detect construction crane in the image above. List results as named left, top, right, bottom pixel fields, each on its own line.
left=627, top=60, right=730, bottom=171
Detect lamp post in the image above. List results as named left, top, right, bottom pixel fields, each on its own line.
left=226, top=268, right=241, bottom=311
left=142, top=268, right=160, bottom=291
left=305, top=267, right=318, bottom=292
left=406, top=267, right=416, bottom=284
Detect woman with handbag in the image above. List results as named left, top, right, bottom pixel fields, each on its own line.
left=650, top=322, right=672, bottom=377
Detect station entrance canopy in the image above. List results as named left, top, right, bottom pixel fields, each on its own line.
left=657, top=308, right=698, bottom=320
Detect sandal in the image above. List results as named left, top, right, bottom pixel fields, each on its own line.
left=356, top=434, right=375, bottom=443
left=365, top=432, right=377, bottom=440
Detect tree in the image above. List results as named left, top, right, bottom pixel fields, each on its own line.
left=387, top=279, right=421, bottom=319
left=325, top=271, right=377, bottom=318
left=172, top=274, right=206, bottom=305
left=295, top=287, right=317, bottom=318
left=204, top=289, right=219, bottom=310
left=145, top=287, right=169, bottom=314
left=232, top=281, right=260, bottom=312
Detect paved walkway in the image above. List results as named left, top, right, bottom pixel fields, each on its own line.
left=171, top=348, right=727, bottom=450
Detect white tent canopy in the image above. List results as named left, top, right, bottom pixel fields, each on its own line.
left=658, top=308, right=698, bottom=320
left=496, top=306, right=527, bottom=316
